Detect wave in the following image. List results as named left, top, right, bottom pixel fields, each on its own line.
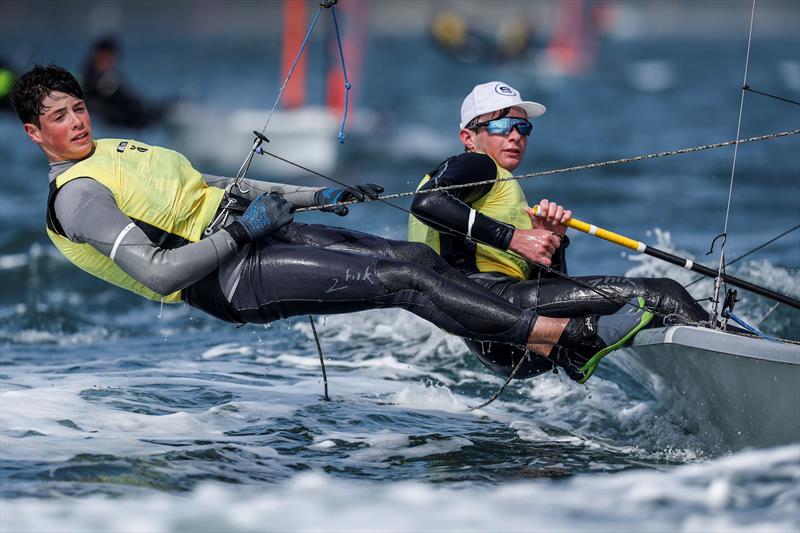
left=2, top=445, right=797, bottom=532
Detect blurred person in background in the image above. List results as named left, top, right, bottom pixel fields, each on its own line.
left=9, top=64, right=653, bottom=382
left=408, top=81, right=709, bottom=381
left=81, top=36, right=168, bottom=128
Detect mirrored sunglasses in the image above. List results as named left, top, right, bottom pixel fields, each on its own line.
left=471, top=117, right=533, bottom=136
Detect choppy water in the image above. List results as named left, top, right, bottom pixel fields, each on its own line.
left=1, top=5, right=799, bottom=532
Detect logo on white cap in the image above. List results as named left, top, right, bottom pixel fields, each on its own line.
left=494, top=84, right=517, bottom=96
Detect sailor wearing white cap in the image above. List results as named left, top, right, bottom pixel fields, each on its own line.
left=408, top=81, right=702, bottom=382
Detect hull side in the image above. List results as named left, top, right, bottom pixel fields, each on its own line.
left=630, top=326, right=800, bottom=451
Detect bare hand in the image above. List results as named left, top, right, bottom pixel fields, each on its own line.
left=528, top=199, right=571, bottom=236
left=508, top=227, right=562, bottom=267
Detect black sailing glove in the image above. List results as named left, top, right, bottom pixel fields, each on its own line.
left=225, top=192, right=294, bottom=247
left=314, top=183, right=384, bottom=216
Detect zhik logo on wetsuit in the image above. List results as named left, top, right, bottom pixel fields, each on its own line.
left=494, top=84, right=517, bottom=97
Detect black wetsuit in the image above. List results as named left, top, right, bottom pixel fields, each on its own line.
left=184, top=222, right=536, bottom=347
left=411, top=152, right=709, bottom=379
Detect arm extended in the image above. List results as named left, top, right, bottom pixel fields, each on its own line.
left=203, top=175, right=321, bottom=207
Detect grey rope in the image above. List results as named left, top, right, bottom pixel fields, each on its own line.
left=293, top=129, right=800, bottom=213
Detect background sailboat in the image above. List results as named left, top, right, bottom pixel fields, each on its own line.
left=166, top=0, right=367, bottom=177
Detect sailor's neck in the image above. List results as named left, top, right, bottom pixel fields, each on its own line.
left=49, top=160, right=77, bottom=183
left=48, top=143, right=97, bottom=183
left=48, top=160, right=78, bottom=183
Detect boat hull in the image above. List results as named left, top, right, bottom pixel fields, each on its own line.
left=629, top=326, right=800, bottom=451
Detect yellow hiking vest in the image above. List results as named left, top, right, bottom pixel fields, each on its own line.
left=408, top=157, right=532, bottom=280
left=45, top=139, right=225, bottom=303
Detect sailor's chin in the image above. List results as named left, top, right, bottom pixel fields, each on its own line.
left=500, top=154, right=521, bottom=170
left=70, top=141, right=94, bottom=159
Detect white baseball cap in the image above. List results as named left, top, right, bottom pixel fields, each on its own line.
left=460, top=81, right=546, bottom=129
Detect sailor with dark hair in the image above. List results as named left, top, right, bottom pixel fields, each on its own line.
left=409, top=81, right=707, bottom=381
left=10, top=64, right=652, bottom=383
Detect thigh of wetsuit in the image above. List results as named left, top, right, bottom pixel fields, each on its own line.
left=496, top=274, right=707, bottom=324
left=274, top=223, right=396, bottom=257
left=230, top=240, right=388, bottom=323
left=225, top=238, right=535, bottom=345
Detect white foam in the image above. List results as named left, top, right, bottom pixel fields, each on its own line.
left=392, top=382, right=468, bottom=412
left=201, top=342, right=254, bottom=359
left=2, top=445, right=797, bottom=533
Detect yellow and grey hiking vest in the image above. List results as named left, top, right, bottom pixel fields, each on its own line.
left=45, top=139, right=225, bottom=303
left=408, top=158, right=532, bottom=280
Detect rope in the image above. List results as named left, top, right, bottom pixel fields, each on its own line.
left=684, top=223, right=800, bottom=289
left=330, top=5, right=352, bottom=144
left=722, top=309, right=780, bottom=342
left=288, top=129, right=800, bottom=212
left=231, top=6, right=324, bottom=192
left=466, top=350, right=532, bottom=411
left=260, top=7, right=323, bottom=138
left=308, top=316, right=331, bottom=401
left=743, top=85, right=800, bottom=106
left=710, top=0, right=757, bottom=323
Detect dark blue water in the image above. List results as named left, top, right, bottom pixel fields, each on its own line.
left=1, top=7, right=799, bottom=532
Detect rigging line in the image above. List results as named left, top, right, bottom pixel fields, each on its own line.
left=466, top=350, right=532, bottom=412
left=286, top=129, right=799, bottom=210
left=711, top=0, right=757, bottom=323
left=330, top=5, right=352, bottom=143
left=308, top=316, right=330, bottom=401
left=259, top=7, right=323, bottom=137
left=233, top=5, right=325, bottom=189
left=260, top=148, right=411, bottom=214
left=684, top=223, right=800, bottom=289
left=743, top=85, right=800, bottom=106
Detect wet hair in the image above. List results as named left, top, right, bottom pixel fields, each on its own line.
left=9, top=64, right=84, bottom=127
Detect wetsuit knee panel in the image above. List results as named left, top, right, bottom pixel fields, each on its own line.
left=389, top=241, right=442, bottom=267
left=373, top=259, right=429, bottom=292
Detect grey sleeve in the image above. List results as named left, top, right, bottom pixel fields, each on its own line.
left=54, top=178, right=240, bottom=296
left=203, top=174, right=321, bottom=207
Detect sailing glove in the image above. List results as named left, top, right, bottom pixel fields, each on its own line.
left=314, top=183, right=384, bottom=216
left=226, top=192, right=294, bottom=247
